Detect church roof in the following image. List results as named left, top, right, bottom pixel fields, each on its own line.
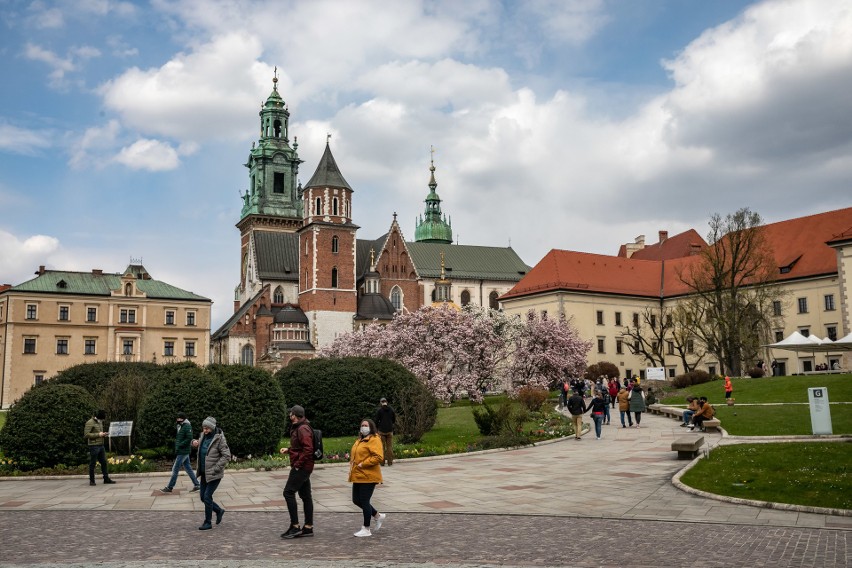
left=355, top=293, right=397, bottom=320
left=406, top=243, right=530, bottom=282
left=212, top=288, right=265, bottom=340
left=254, top=231, right=299, bottom=281
left=7, top=268, right=209, bottom=301
left=274, top=304, right=309, bottom=324
left=304, top=143, right=352, bottom=190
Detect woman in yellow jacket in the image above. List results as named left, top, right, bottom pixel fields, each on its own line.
left=349, top=418, right=386, bottom=537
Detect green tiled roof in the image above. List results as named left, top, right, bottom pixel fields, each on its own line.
left=406, top=243, right=531, bottom=282
left=8, top=269, right=210, bottom=301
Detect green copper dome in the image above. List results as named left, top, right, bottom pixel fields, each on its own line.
left=414, top=159, right=453, bottom=244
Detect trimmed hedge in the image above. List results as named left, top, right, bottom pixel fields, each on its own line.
left=672, top=369, right=715, bottom=389
left=0, top=383, right=98, bottom=468
left=208, top=364, right=287, bottom=457
left=584, top=361, right=620, bottom=381
left=276, top=357, right=437, bottom=441
left=51, top=361, right=161, bottom=399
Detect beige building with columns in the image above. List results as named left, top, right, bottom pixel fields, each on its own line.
left=0, top=264, right=211, bottom=408
left=500, top=207, right=852, bottom=378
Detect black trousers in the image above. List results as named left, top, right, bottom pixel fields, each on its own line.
left=88, top=445, right=108, bottom=481
left=283, top=468, right=313, bottom=527
left=352, top=483, right=378, bottom=527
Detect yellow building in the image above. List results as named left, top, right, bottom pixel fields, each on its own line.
left=500, top=208, right=852, bottom=378
left=0, top=264, right=212, bottom=408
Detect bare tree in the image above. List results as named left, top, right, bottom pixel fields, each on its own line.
left=619, top=305, right=670, bottom=368
left=678, top=208, right=783, bottom=376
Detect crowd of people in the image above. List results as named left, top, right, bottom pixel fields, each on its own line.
left=561, top=376, right=661, bottom=438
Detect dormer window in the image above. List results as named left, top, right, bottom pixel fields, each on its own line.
left=56, top=279, right=67, bottom=289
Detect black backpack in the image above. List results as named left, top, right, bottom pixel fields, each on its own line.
left=310, top=427, right=324, bottom=461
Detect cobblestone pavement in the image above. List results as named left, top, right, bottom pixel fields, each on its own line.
left=0, top=510, right=849, bottom=568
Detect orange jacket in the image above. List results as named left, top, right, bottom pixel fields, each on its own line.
left=724, top=378, right=733, bottom=393
left=348, top=434, right=384, bottom=484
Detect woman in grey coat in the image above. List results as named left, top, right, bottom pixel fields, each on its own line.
left=192, top=416, right=231, bottom=530
left=628, top=385, right=647, bottom=429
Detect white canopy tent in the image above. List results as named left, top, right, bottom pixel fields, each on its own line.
left=766, top=331, right=852, bottom=373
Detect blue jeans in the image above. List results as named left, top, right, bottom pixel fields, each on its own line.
left=591, top=414, right=604, bottom=437
left=167, top=454, right=198, bottom=489
left=602, top=405, right=611, bottom=423
left=620, top=410, right=633, bottom=427
left=683, top=410, right=695, bottom=425
left=199, top=475, right=223, bottom=524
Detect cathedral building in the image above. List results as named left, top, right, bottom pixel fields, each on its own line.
left=211, top=77, right=530, bottom=371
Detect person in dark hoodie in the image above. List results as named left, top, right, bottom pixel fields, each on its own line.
left=374, top=397, right=396, bottom=466
left=566, top=390, right=587, bottom=440
left=162, top=412, right=199, bottom=493
left=84, top=409, right=115, bottom=486
left=191, top=416, right=230, bottom=530
left=279, top=405, right=315, bottom=539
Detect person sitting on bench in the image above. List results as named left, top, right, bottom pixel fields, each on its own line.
left=688, top=397, right=714, bottom=431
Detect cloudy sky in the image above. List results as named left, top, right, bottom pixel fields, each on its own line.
left=1, top=0, right=851, bottom=328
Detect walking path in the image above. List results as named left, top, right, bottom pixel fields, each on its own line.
left=0, top=411, right=849, bottom=567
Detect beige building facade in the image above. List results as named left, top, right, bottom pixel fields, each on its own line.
left=0, top=264, right=212, bottom=408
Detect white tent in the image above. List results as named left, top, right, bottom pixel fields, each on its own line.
left=766, top=331, right=851, bottom=373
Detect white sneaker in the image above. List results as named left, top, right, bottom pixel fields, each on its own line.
left=373, top=513, right=386, bottom=531
left=354, top=527, right=372, bottom=537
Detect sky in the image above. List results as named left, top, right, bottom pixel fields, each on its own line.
left=1, top=0, right=851, bottom=330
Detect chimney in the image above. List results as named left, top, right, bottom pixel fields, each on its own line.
left=92, top=269, right=103, bottom=276
left=36, top=265, right=46, bottom=275
left=658, top=230, right=668, bottom=243
left=635, top=235, right=645, bottom=246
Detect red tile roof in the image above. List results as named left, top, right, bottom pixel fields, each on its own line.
left=628, top=229, right=707, bottom=261
left=502, top=207, right=852, bottom=301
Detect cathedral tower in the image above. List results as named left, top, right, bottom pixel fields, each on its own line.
left=414, top=150, right=453, bottom=244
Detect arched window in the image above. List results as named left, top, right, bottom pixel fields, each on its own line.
left=332, top=236, right=339, bottom=253
left=431, top=289, right=436, bottom=302
left=241, top=345, right=254, bottom=366
left=274, top=119, right=282, bottom=138
left=391, top=287, right=402, bottom=311
left=333, top=197, right=338, bottom=215
left=273, top=286, right=284, bottom=304
left=461, top=290, right=471, bottom=306
left=489, top=291, right=499, bottom=310
left=331, top=267, right=338, bottom=288
left=315, top=197, right=322, bottom=215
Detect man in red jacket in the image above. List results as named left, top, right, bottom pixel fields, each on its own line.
left=279, top=405, right=315, bottom=539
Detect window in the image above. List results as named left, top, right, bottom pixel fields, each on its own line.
left=391, top=287, right=402, bottom=311
left=120, top=309, right=136, bottom=324
left=489, top=291, right=499, bottom=310
left=87, top=307, right=97, bottom=322
left=24, top=338, right=37, bottom=354
left=800, top=328, right=810, bottom=338
left=186, top=311, right=196, bottom=326
left=123, top=339, right=134, bottom=355
left=650, top=315, right=657, bottom=328
left=797, top=297, right=808, bottom=314
left=597, top=338, right=605, bottom=353
left=596, top=311, right=603, bottom=325
left=315, top=197, right=321, bottom=215
left=34, top=374, right=44, bottom=386
left=26, top=304, right=37, bottom=320
left=165, top=310, right=175, bottom=325
left=773, top=301, right=782, bottom=316
left=827, top=326, right=837, bottom=341
left=775, top=330, right=784, bottom=342
left=668, top=368, right=676, bottom=378
left=615, top=312, right=622, bottom=326
left=185, top=341, right=196, bottom=357
left=461, top=290, right=471, bottom=306
left=616, top=339, right=623, bottom=354
left=667, top=341, right=674, bottom=355
left=58, top=306, right=70, bottom=321
left=332, top=197, right=338, bottom=215
left=708, top=365, right=716, bottom=376
left=332, top=236, right=339, bottom=254
left=331, top=267, right=338, bottom=288
left=164, top=341, right=175, bottom=357
left=632, top=312, right=639, bottom=327
left=84, top=339, right=96, bottom=355
left=56, top=339, right=69, bottom=355
left=825, top=294, right=835, bottom=311
left=241, top=345, right=254, bottom=366
left=665, top=314, right=673, bottom=326
left=687, top=339, right=695, bottom=354
left=273, top=172, right=284, bottom=193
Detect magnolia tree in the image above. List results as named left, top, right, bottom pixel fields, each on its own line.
left=324, top=305, right=590, bottom=402
left=506, top=310, right=591, bottom=393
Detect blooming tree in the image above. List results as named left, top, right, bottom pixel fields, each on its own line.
left=505, top=310, right=591, bottom=393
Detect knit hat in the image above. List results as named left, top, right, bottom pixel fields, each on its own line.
left=177, top=412, right=187, bottom=420
left=380, top=397, right=387, bottom=403
left=202, top=416, right=217, bottom=429
left=289, top=405, right=305, bottom=418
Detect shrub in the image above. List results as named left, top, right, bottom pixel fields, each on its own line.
left=0, top=383, right=98, bottom=469
left=748, top=367, right=765, bottom=378
left=207, top=364, right=287, bottom=457
left=672, top=369, right=714, bottom=389
left=51, top=362, right=160, bottom=399
left=276, top=357, right=437, bottom=439
left=136, top=366, right=228, bottom=452
left=584, top=361, right=620, bottom=382
left=516, top=386, right=549, bottom=411
left=471, top=399, right=529, bottom=438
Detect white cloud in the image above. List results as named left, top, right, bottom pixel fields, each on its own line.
left=0, top=123, right=52, bottom=155
left=113, top=139, right=181, bottom=171
left=24, top=42, right=101, bottom=88
left=0, top=231, right=61, bottom=285
left=27, top=1, right=64, bottom=29
left=518, top=0, right=608, bottom=45
left=68, top=120, right=121, bottom=169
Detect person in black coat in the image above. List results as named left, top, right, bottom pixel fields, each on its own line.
left=374, top=398, right=397, bottom=466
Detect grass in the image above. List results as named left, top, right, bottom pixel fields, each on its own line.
left=661, top=374, right=852, bottom=404
left=711, top=404, right=852, bottom=436
left=681, top=442, right=852, bottom=510
left=0, top=411, right=5, bottom=432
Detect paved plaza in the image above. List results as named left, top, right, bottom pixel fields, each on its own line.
left=0, top=412, right=849, bottom=567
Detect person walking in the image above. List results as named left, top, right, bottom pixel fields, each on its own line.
left=585, top=391, right=607, bottom=439
left=566, top=389, right=587, bottom=440
left=279, top=405, right=315, bottom=539
left=84, top=409, right=116, bottom=486
left=374, top=397, right=396, bottom=467
left=617, top=386, right=633, bottom=428
left=162, top=412, right=200, bottom=493
left=628, top=384, right=646, bottom=428
left=607, top=379, right=619, bottom=410
left=349, top=419, right=387, bottom=537
left=724, top=376, right=733, bottom=401
left=192, top=417, right=230, bottom=530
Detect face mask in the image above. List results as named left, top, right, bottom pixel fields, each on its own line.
left=360, top=426, right=371, bottom=436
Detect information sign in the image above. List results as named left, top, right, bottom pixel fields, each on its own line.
left=645, top=367, right=666, bottom=381
left=807, top=388, right=832, bottom=435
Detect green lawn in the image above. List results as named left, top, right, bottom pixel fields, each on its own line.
left=0, top=411, right=6, bottom=431
left=681, top=442, right=851, bottom=510
left=661, top=374, right=852, bottom=404
left=711, top=404, right=852, bottom=436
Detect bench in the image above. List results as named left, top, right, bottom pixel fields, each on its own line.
left=803, top=370, right=846, bottom=375
left=671, top=436, right=704, bottom=460
left=701, top=418, right=721, bottom=431
left=648, top=404, right=685, bottom=420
